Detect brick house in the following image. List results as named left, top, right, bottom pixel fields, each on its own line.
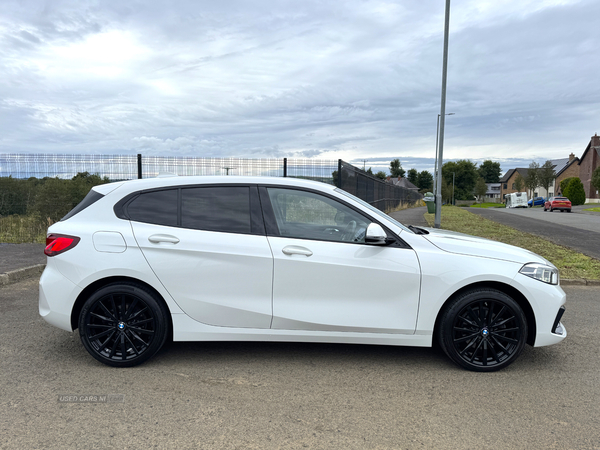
left=554, top=153, right=580, bottom=196
left=578, top=134, right=600, bottom=202
left=500, top=168, right=529, bottom=200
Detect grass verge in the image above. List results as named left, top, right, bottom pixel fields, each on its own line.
left=583, top=207, right=600, bottom=213
left=0, top=215, right=48, bottom=244
left=424, top=206, right=600, bottom=280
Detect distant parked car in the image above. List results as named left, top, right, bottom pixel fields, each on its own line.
left=544, top=197, right=572, bottom=212
left=528, top=197, right=545, bottom=207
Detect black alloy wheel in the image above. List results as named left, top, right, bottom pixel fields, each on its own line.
left=79, top=282, right=169, bottom=367
left=438, top=289, right=527, bottom=372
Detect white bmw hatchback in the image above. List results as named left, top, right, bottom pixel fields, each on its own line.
left=40, top=176, right=566, bottom=371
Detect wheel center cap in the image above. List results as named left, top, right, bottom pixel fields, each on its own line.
left=118, top=322, right=126, bottom=330
left=481, top=327, right=489, bottom=337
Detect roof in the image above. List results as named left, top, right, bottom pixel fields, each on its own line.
left=393, top=177, right=419, bottom=190
left=555, top=157, right=579, bottom=176
left=500, top=168, right=528, bottom=182
left=578, top=135, right=600, bottom=166
left=485, top=183, right=501, bottom=195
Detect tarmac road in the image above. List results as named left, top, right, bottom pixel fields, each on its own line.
left=1, top=278, right=599, bottom=449
left=468, top=206, right=600, bottom=260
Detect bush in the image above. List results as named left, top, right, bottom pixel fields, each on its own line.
left=563, top=177, right=586, bottom=206
left=560, top=177, right=576, bottom=195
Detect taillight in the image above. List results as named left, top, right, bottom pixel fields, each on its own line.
left=44, top=234, right=81, bottom=257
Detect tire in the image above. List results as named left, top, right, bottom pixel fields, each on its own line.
left=550, top=207, right=553, bottom=212
left=567, top=209, right=572, bottom=213
left=438, top=289, right=528, bottom=372
left=79, top=282, right=170, bottom=367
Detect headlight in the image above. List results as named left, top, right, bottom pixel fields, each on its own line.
left=519, top=263, right=559, bottom=285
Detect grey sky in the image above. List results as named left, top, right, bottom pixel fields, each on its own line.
left=1, top=0, right=598, bottom=175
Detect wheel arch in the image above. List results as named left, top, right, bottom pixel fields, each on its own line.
left=70, top=276, right=174, bottom=340
left=433, top=281, right=536, bottom=346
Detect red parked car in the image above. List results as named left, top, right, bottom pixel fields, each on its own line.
left=544, top=197, right=572, bottom=212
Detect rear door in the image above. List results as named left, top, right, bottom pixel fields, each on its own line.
left=127, top=185, right=273, bottom=329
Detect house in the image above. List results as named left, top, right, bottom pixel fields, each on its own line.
left=500, top=154, right=581, bottom=201
left=553, top=153, right=580, bottom=196
left=500, top=168, right=529, bottom=200
left=485, top=183, right=502, bottom=202
left=386, top=176, right=420, bottom=192
left=578, top=134, right=600, bottom=203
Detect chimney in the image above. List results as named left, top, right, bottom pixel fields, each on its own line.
left=593, top=133, right=600, bottom=147
left=569, top=153, right=575, bottom=161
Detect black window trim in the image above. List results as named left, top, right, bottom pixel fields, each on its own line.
left=113, top=183, right=266, bottom=236
left=258, top=184, right=411, bottom=249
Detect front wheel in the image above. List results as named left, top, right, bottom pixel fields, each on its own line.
left=79, top=282, right=170, bottom=367
left=438, top=289, right=528, bottom=372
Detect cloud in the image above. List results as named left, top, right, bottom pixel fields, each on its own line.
left=0, top=0, right=597, bottom=176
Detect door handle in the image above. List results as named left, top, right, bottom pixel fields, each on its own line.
left=148, top=234, right=180, bottom=244
left=282, top=246, right=313, bottom=257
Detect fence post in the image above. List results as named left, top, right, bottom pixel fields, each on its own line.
left=137, top=154, right=142, bottom=179
left=337, top=159, right=342, bottom=188
left=283, top=158, right=287, bottom=177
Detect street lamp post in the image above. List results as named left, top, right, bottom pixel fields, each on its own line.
left=434, top=0, right=452, bottom=229
left=433, top=112, right=455, bottom=195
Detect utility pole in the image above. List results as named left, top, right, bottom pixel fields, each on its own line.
left=434, top=0, right=451, bottom=229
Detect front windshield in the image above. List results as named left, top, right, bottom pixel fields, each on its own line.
left=334, top=188, right=413, bottom=233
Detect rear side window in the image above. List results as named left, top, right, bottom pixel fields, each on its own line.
left=182, top=186, right=250, bottom=234
left=61, top=190, right=104, bottom=221
left=127, top=189, right=178, bottom=227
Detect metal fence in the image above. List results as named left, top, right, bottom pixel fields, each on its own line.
left=337, top=160, right=422, bottom=211
left=1, top=153, right=422, bottom=243
left=0, top=153, right=338, bottom=182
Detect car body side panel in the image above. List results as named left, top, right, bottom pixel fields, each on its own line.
left=268, top=236, right=421, bottom=334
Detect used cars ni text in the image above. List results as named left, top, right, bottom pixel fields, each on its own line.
left=40, top=177, right=566, bottom=371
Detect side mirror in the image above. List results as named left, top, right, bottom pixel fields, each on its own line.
left=365, top=223, right=388, bottom=245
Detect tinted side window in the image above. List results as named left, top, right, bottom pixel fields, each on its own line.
left=182, top=186, right=251, bottom=234
left=127, top=189, right=178, bottom=227
left=266, top=188, right=369, bottom=243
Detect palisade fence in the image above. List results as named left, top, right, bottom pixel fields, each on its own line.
left=0, top=153, right=422, bottom=243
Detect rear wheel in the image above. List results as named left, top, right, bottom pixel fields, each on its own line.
left=438, top=289, right=528, bottom=372
left=79, top=282, right=170, bottom=367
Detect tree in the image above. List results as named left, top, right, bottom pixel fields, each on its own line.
left=591, top=167, right=600, bottom=194
left=525, top=162, right=539, bottom=197
left=563, top=177, right=585, bottom=206
left=514, top=174, right=525, bottom=192
left=475, top=177, right=488, bottom=203
left=537, top=160, right=555, bottom=198
left=441, top=177, right=453, bottom=204
left=416, top=171, right=433, bottom=191
left=366, top=167, right=373, bottom=176
left=389, top=159, right=405, bottom=178
left=407, top=168, right=418, bottom=186
left=560, top=177, right=576, bottom=195
left=375, top=171, right=387, bottom=180
left=441, top=160, right=478, bottom=200
left=478, top=160, right=501, bottom=183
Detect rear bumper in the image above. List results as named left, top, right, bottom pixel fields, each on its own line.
left=39, top=262, right=81, bottom=332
